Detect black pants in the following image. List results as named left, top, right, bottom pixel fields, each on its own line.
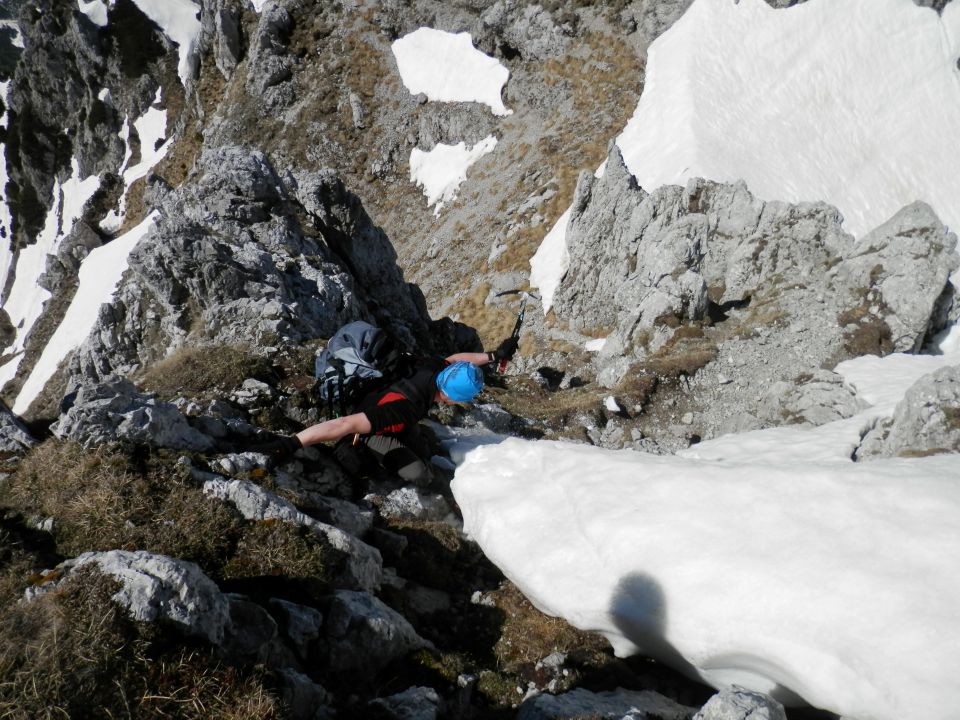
left=335, top=426, right=434, bottom=488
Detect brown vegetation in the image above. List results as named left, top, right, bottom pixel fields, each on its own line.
left=0, top=568, right=281, bottom=719
left=136, top=344, right=274, bottom=401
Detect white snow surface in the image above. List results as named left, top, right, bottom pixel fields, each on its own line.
left=452, top=437, right=960, bottom=720
left=102, top=92, right=169, bottom=232
left=77, top=0, right=111, bottom=26
left=409, top=137, right=498, bottom=216
left=0, top=159, right=100, bottom=389
left=529, top=208, right=570, bottom=312
left=13, top=213, right=158, bottom=415
left=615, top=0, right=960, bottom=240
left=0, top=81, right=12, bottom=294
left=392, top=28, right=512, bottom=116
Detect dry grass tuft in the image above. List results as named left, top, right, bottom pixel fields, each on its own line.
left=222, top=519, right=337, bottom=597
left=491, top=581, right=609, bottom=674
left=5, top=440, right=243, bottom=566
left=137, top=344, right=274, bottom=401
left=449, top=282, right=519, bottom=348
left=0, top=568, right=281, bottom=719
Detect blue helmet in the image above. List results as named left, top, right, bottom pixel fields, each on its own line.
left=436, top=362, right=483, bottom=402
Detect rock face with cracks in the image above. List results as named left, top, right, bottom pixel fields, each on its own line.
left=53, top=376, right=215, bottom=451
left=858, top=364, right=960, bottom=459
left=64, top=145, right=431, bottom=398
left=553, top=145, right=958, bottom=443
left=37, top=550, right=232, bottom=646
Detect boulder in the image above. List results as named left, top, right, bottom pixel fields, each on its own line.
left=220, top=593, right=280, bottom=664
left=836, top=202, right=959, bottom=352
left=35, top=550, right=230, bottom=645
left=516, top=687, right=693, bottom=720
left=324, top=589, right=431, bottom=676
left=376, top=487, right=454, bottom=522
left=0, top=402, right=36, bottom=452
left=52, top=377, right=215, bottom=451
left=552, top=145, right=958, bottom=443
left=858, top=365, right=960, bottom=459
left=367, top=686, right=441, bottom=720
left=692, top=686, right=787, bottom=720
left=276, top=668, right=334, bottom=720
left=244, top=1, right=294, bottom=104
left=268, top=597, right=324, bottom=661
left=202, top=476, right=383, bottom=592
left=199, top=0, right=243, bottom=80
left=758, top=370, right=865, bottom=427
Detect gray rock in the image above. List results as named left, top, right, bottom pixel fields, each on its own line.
left=199, top=0, right=243, bottom=80
left=245, top=2, right=294, bottom=102
left=836, top=202, right=959, bottom=352
left=218, top=451, right=270, bottom=475
left=52, top=377, right=215, bottom=451
left=40, top=550, right=230, bottom=645
left=475, top=2, right=571, bottom=61
left=758, top=370, right=865, bottom=427
left=65, top=145, right=429, bottom=393
left=276, top=668, right=334, bottom=720
left=368, top=686, right=441, bottom=720
left=0, top=401, right=35, bottom=452
left=324, top=589, right=431, bottom=676
left=693, top=686, right=787, bottom=720
left=202, top=476, right=382, bottom=591
left=376, top=487, right=453, bottom=522
left=516, top=687, right=693, bottom=720
left=268, top=597, right=324, bottom=661
left=221, top=593, right=279, bottom=664
left=858, top=364, right=960, bottom=459
left=554, top=145, right=958, bottom=444
left=230, top=378, right=275, bottom=407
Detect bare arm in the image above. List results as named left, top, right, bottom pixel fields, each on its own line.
left=296, top=412, right=372, bottom=447
left=446, top=352, right=492, bottom=366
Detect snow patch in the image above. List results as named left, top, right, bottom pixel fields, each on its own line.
left=13, top=213, right=158, bottom=415
left=392, top=28, right=512, bottom=116
left=529, top=208, right=570, bottom=313
left=0, top=81, right=12, bottom=294
left=615, top=0, right=960, bottom=239
left=409, top=137, right=498, bottom=216
left=102, top=91, right=170, bottom=232
left=452, top=437, right=960, bottom=720
left=0, top=159, right=101, bottom=390
left=78, top=0, right=110, bottom=27
left=585, top=337, right=607, bottom=352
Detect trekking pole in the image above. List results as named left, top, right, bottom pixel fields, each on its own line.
left=495, top=290, right=541, bottom=373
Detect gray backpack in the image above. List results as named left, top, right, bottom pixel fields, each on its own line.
left=314, top=321, right=405, bottom=417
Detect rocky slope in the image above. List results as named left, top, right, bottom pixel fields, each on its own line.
left=0, top=0, right=958, bottom=719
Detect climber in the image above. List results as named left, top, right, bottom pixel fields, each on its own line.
left=254, top=336, right=519, bottom=486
